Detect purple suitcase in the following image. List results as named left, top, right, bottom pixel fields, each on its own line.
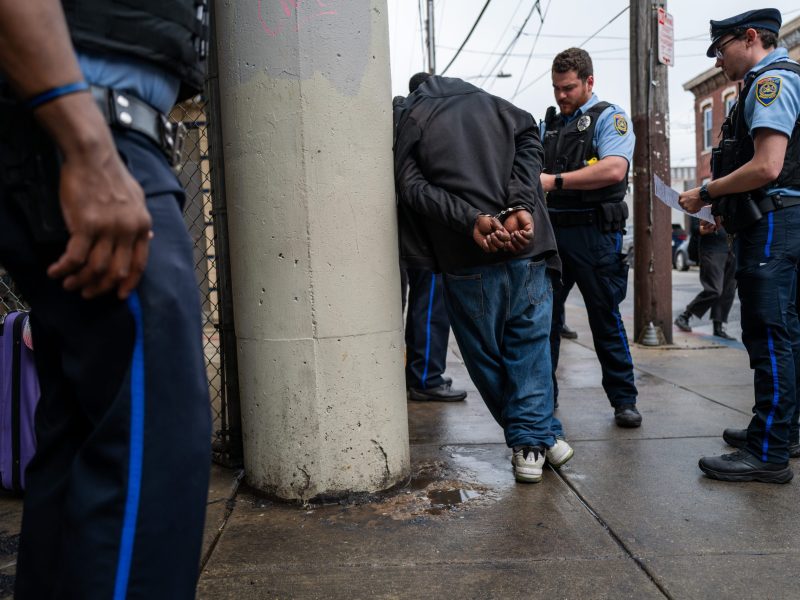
left=0, top=311, right=40, bottom=492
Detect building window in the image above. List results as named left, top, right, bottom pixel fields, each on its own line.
left=724, top=93, right=736, bottom=117
left=703, top=104, right=713, bottom=151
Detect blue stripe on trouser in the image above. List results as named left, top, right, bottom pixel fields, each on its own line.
left=762, top=326, right=781, bottom=461
left=765, top=212, right=774, bottom=258
left=615, top=231, right=622, bottom=253
left=614, top=309, right=632, bottom=363
left=114, top=291, right=146, bottom=599
left=421, top=273, right=436, bottom=388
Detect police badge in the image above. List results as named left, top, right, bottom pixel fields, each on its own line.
left=577, top=115, right=591, bottom=131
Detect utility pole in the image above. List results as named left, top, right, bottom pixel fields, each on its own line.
left=630, top=0, right=672, bottom=344
left=426, top=0, right=436, bottom=74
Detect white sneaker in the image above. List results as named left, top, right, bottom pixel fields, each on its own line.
left=512, top=446, right=545, bottom=483
left=546, top=437, right=574, bottom=468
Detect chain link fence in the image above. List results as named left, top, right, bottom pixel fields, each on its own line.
left=0, top=93, right=241, bottom=468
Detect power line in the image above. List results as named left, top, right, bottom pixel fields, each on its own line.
left=512, top=0, right=552, bottom=97
left=438, top=44, right=629, bottom=57
left=513, top=4, right=630, bottom=99
left=417, top=0, right=426, bottom=71
left=477, top=0, right=524, bottom=77
left=441, top=0, right=493, bottom=75
left=481, top=0, right=541, bottom=89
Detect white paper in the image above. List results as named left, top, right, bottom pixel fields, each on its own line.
left=653, top=174, right=715, bottom=224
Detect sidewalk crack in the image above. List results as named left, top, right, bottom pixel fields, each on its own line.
left=199, top=469, right=245, bottom=574
left=551, top=466, right=673, bottom=599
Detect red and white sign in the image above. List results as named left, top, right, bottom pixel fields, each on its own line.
left=657, top=7, right=674, bottom=66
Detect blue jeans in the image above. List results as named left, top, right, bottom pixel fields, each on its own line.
left=442, top=257, right=563, bottom=448
left=736, top=205, right=800, bottom=464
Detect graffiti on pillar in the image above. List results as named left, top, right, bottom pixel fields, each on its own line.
left=258, top=0, right=339, bottom=37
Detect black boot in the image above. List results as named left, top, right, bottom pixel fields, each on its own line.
left=713, top=321, right=736, bottom=340
left=699, top=449, right=793, bottom=483
left=674, top=311, right=692, bottom=332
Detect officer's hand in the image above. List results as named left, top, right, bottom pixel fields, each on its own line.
left=47, top=136, right=151, bottom=300
left=678, top=187, right=707, bottom=214
left=699, top=221, right=717, bottom=235
left=473, top=215, right=509, bottom=253
left=503, top=210, right=534, bottom=253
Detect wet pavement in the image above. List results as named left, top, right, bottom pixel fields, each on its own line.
left=1, top=269, right=799, bottom=598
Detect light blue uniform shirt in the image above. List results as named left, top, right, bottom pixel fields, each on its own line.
left=742, top=47, right=800, bottom=198
left=77, top=50, right=180, bottom=114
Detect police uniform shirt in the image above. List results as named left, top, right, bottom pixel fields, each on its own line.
left=540, top=93, right=636, bottom=165
left=742, top=47, right=800, bottom=198
left=77, top=50, right=180, bottom=114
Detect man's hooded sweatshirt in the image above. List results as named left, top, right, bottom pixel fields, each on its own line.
left=393, top=75, right=560, bottom=275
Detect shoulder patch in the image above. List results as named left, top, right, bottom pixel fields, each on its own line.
left=756, top=76, right=782, bottom=107
left=613, top=114, right=628, bottom=135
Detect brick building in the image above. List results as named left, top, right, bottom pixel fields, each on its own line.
left=682, top=15, right=800, bottom=186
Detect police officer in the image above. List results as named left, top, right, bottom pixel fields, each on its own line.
left=540, top=48, right=641, bottom=428
left=0, top=0, right=211, bottom=596
left=680, top=8, right=800, bottom=483
left=403, top=267, right=467, bottom=401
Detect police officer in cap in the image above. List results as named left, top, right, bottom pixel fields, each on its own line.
left=0, top=0, right=211, bottom=596
left=680, top=8, right=800, bottom=483
left=540, top=48, right=641, bottom=428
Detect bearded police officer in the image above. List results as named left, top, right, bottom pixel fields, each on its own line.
left=0, top=1, right=211, bottom=596
left=540, top=48, right=641, bottom=428
left=680, top=8, right=800, bottom=483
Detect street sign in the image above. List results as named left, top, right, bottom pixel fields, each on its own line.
left=657, top=7, right=674, bottom=66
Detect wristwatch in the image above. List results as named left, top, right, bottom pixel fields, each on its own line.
left=699, top=183, right=712, bottom=203
left=555, top=173, right=564, bottom=190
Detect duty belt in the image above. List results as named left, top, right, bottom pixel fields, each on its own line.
left=757, top=194, right=800, bottom=214
left=91, top=86, right=186, bottom=167
left=547, top=209, right=596, bottom=227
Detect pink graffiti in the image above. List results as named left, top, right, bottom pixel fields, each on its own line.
left=258, top=0, right=338, bottom=37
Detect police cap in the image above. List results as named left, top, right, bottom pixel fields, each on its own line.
left=706, top=8, right=782, bottom=57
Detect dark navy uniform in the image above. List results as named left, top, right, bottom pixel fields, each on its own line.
left=0, top=2, right=211, bottom=597
left=729, top=48, right=800, bottom=464
left=541, top=95, right=638, bottom=412
left=403, top=268, right=450, bottom=390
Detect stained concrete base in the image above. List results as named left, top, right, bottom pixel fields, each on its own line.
left=1, top=281, right=799, bottom=598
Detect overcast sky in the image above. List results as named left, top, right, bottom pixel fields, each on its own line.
left=387, top=1, right=800, bottom=167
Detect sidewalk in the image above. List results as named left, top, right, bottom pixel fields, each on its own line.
left=1, top=282, right=799, bottom=598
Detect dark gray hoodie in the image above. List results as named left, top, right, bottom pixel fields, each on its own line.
left=394, top=76, right=560, bottom=275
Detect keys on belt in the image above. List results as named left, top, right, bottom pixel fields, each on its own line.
left=91, top=86, right=186, bottom=167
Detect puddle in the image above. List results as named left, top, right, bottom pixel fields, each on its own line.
left=427, top=488, right=480, bottom=508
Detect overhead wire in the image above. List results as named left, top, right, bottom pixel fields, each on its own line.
left=477, top=0, right=524, bottom=77
left=512, top=0, right=552, bottom=97
left=480, top=0, right=542, bottom=89
left=512, top=3, right=630, bottom=99
left=417, top=0, right=426, bottom=72
left=440, top=0, right=493, bottom=75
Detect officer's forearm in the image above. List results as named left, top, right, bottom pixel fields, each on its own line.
left=0, top=1, right=84, bottom=97
left=559, top=156, right=628, bottom=191
left=707, top=130, right=789, bottom=198
left=0, top=1, right=111, bottom=158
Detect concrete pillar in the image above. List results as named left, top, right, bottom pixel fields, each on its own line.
left=213, top=0, right=410, bottom=500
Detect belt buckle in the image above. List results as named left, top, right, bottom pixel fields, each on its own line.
left=160, top=115, right=187, bottom=168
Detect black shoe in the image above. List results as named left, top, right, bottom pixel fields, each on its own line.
left=408, top=383, right=467, bottom=402
left=560, top=324, right=578, bottom=340
left=674, top=312, right=692, bottom=332
left=698, top=449, right=793, bottom=483
left=614, top=405, right=642, bottom=428
left=713, top=321, right=736, bottom=340
left=723, top=427, right=800, bottom=458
